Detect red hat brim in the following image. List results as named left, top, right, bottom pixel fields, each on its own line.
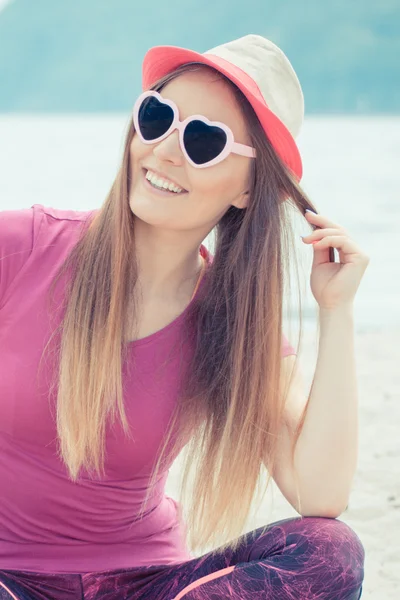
left=142, top=45, right=303, bottom=181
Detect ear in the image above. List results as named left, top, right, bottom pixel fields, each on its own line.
left=232, top=190, right=249, bottom=210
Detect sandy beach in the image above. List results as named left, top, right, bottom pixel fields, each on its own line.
left=166, top=327, right=400, bottom=599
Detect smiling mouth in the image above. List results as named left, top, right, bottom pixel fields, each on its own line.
left=142, top=168, right=188, bottom=194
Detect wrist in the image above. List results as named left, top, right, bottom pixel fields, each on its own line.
left=318, top=304, right=354, bottom=321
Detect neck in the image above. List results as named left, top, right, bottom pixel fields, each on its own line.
left=133, top=219, right=206, bottom=302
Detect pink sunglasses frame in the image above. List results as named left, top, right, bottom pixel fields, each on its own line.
left=132, top=90, right=257, bottom=169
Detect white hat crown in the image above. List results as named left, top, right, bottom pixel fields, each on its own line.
left=205, top=34, right=304, bottom=139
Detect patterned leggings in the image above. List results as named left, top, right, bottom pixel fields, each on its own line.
left=0, top=516, right=365, bottom=600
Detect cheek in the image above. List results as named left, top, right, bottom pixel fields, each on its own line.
left=189, top=160, right=246, bottom=201
left=130, top=133, right=159, bottom=167
left=130, top=135, right=144, bottom=160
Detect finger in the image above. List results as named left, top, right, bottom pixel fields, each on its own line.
left=312, top=235, right=363, bottom=259
left=302, top=227, right=347, bottom=241
left=305, top=211, right=344, bottom=231
left=311, top=234, right=352, bottom=268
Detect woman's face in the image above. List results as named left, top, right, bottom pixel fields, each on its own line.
left=128, top=68, right=253, bottom=233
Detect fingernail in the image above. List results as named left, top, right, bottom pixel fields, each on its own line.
left=305, top=209, right=317, bottom=214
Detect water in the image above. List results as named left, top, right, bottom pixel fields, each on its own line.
left=0, top=114, right=398, bottom=332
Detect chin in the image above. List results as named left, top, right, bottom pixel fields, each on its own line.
left=127, top=194, right=171, bottom=228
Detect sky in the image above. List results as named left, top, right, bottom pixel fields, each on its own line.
left=1, top=0, right=398, bottom=113
left=0, top=0, right=13, bottom=10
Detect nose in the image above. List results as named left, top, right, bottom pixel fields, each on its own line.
left=152, top=129, right=184, bottom=166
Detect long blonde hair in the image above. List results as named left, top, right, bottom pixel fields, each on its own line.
left=40, top=63, right=320, bottom=557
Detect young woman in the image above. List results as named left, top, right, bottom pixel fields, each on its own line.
left=0, top=34, right=368, bottom=600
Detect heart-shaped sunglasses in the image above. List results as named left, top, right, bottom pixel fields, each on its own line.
left=132, top=91, right=257, bottom=169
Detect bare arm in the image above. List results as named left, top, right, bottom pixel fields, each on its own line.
left=269, top=306, right=358, bottom=517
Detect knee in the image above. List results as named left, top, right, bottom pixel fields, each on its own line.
left=314, top=517, right=365, bottom=558
left=300, top=517, right=365, bottom=588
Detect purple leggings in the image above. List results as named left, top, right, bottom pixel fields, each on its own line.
left=0, top=516, right=365, bottom=600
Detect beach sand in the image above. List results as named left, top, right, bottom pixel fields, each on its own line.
left=166, top=327, right=400, bottom=599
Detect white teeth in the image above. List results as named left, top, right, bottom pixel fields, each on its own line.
left=145, top=170, right=184, bottom=193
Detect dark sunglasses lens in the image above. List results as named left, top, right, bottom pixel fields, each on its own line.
left=138, top=96, right=174, bottom=140
left=183, top=121, right=227, bottom=165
